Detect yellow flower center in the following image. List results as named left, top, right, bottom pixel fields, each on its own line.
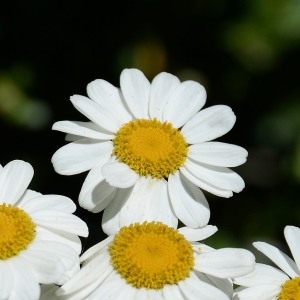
left=278, top=277, right=300, bottom=300
left=113, top=118, right=188, bottom=179
left=0, top=203, right=36, bottom=260
left=109, top=221, right=194, bottom=289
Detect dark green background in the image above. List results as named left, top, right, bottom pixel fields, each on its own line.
left=1, top=0, right=299, bottom=262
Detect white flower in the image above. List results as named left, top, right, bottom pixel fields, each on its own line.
left=0, top=160, right=89, bottom=300
left=51, top=68, right=247, bottom=234
left=56, top=221, right=255, bottom=300
left=233, top=225, right=300, bottom=300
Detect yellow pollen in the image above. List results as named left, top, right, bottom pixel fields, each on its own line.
left=0, top=203, right=36, bottom=260
left=278, top=277, right=300, bottom=300
left=109, top=221, right=194, bottom=289
left=113, top=118, right=188, bottom=179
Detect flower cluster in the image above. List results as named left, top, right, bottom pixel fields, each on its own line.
left=1, top=68, right=298, bottom=300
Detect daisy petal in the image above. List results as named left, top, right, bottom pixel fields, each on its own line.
left=188, top=142, right=248, bottom=167
left=253, top=241, right=299, bottom=278
left=233, top=284, right=280, bottom=300
left=284, top=225, right=300, bottom=271
left=79, top=164, right=116, bottom=213
left=149, top=72, right=181, bottom=120
left=168, top=172, right=210, bottom=228
left=0, top=261, right=13, bottom=299
left=179, top=225, right=218, bottom=242
left=195, top=248, right=255, bottom=278
left=102, top=188, right=133, bottom=235
left=120, top=68, right=151, bottom=118
left=51, top=139, right=112, bottom=175
left=53, top=120, right=114, bottom=140
left=180, top=165, right=233, bottom=198
left=163, top=80, right=206, bottom=128
left=31, top=210, right=88, bottom=237
left=181, top=105, right=236, bottom=144
left=119, top=177, right=177, bottom=228
left=87, top=79, right=132, bottom=126
left=179, top=272, right=230, bottom=300
left=184, top=158, right=245, bottom=193
left=10, top=258, right=40, bottom=300
left=0, top=160, right=33, bottom=205
left=35, top=226, right=82, bottom=254
left=102, top=158, right=139, bottom=188
left=70, top=95, right=119, bottom=132
left=233, top=263, right=289, bottom=287
left=162, top=284, right=184, bottom=299
left=20, top=194, right=76, bottom=213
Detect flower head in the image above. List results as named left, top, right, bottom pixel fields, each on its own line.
left=56, top=221, right=255, bottom=300
left=51, top=68, right=248, bottom=234
left=233, top=225, right=300, bottom=300
left=0, top=160, right=88, bottom=300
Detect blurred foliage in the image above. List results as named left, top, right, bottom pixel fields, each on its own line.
left=0, top=0, right=299, bottom=257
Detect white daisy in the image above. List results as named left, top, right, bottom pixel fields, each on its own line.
left=0, top=159, right=89, bottom=300
left=51, top=68, right=248, bottom=235
left=233, top=225, right=300, bottom=300
left=56, top=221, right=255, bottom=300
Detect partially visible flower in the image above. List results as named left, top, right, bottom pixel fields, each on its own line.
left=233, top=225, right=300, bottom=300
left=56, top=221, right=255, bottom=300
left=51, top=68, right=247, bottom=235
left=0, top=160, right=88, bottom=300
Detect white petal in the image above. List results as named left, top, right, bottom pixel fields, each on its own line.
left=149, top=72, right=181, bottom=120
left=0, top=262, right=13, bottom=299
left=168, top=172, right=210, bottom=228
left=195, top=248, right=255, bottom=278
left=0, top=160, right=33, bottom=205
left=233, top=284, right=280, bottom=300
left=80, top=236, right=114, bottom=263
left=35, top=226, right=82, bottom=254
left=79, top=166, right=117, bottom=213
left=51, top=139, right=112, bottom=175
left=179, top=272, right=230, bottom=300
left=120, top=68, right=150, bottom=118
left=180, top=165, right=233, bottom=198
left=134, top=288, right=163, bottom=300
left=53, top=120, right=114, bottom=140
left=88, top=272, right=136, bottom=300
left=31, top=210, right=88, bottom=237
left=253, top=241, right=299, bottom=278
left=70, top=95, right=119, bottom=132
left=181, top=105, right=236, bottom=144
left=20, top=244, right=66, bottom=283
left=119, top=176, right=178, bottom=228
left=284, top=225, right=300, bottom=272
left=102, top=158, right=139, bottom=188
left=184, top=158, right=245, bottom=193
left=58, top=252, right=113, bottom=299
left=233, top=263, right=288, bottom=287
left=20, top=194, right=76, bottom=214
left=162, top=284, right=184, bottom=300
left=188, top=142, right=248, bottom=167
left=9, top=258, right=40, bottom=300
left=179, top=225, right=218, bottom=242
left=87, top=78, right=132, bottom=126
left=102, top=187, right=133, bottom=235
left=163, top=80, right=206, bottom=128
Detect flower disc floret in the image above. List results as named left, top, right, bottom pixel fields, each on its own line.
left=0, top=203, right=36, bottom=260
left=278, top=277, right=300, bottom=300
left=109, top=221, right=194, bottom=289
left=113, top=118, right=188, bottom=179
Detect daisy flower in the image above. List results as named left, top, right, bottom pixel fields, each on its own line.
left=0, top=159, right=89, bottom=300
left=233, top=225, right=300, bottom=300
left=51, top=68, right=247, bottom=234
left=56, top=221, right=255, bottom=300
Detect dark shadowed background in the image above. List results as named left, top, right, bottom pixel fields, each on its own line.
left=1, top=0, right=299, bottom=261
